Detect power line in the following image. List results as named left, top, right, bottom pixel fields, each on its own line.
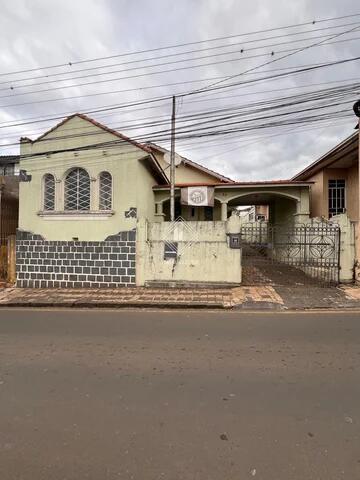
left=182, top=23, right=360, bottom=96
left=3, top=22, right=359, bottom=90
left=1, top=34, right=359, bottom=101
left=2, top=12, right=359, bottom=78
left=1, top=78, right=358, bottom=151
left=1, top=75, right=358, bottom=144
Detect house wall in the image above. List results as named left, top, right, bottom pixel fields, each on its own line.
left=346, top=164, right=359, bottom=221
left=16, top=230, right=136, bottom=288
left=153, top=151, right=224, bottom=184
left=16, top=115, right=164, bottom=288
left=308, top=171, right=324, bottom=217
left=162, top=201, right=222, bottom=221
left=19, top=116, right=158, bottom=241
left=307, top=166, right=359, bottom=221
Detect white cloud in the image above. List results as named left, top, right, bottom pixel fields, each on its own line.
left=0, top=0, right=359, bottom=180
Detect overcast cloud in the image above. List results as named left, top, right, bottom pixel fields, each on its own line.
left=0, top=0, right=359, bottom=181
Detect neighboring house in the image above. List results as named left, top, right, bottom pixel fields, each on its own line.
left=238, top=205, right=269, bottom=222
left=0, top=155, right=20, bottom=238
left=292, top=132, right=359, bottom=221
left=0, top=155, right=20, bottom=280
left=0, top=155, right=20, bottom=176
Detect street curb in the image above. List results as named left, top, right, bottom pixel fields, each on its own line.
left=0, top=300, right=359, bottom=312
left=0, top=301, right=229, bottom=310
left=233, top=301, right=284, bottom=311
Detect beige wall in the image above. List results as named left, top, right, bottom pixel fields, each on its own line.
left=307, top=166, right=359, bottom=221
left=136, top=218, right=241, bottom=285
left=308, top=171, right=324, bottom=217
left=19, top=116, right=158, bottom=241
left=153, top=150, right=224, bottom=184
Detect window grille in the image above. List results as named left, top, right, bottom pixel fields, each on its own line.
left=43, top=174, right=55, bottom=211
left=99, top=171, right=112, bottom=210
left=328, top=179, right=345, bottom=217
left=64, top=168, right=90, bottom=211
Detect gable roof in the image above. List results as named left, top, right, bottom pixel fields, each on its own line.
left=146, top=142, right=234, bottom=183
left=21, top=113, right=169, bottom=184
left=23, top=113, right=152, bottom=154
left=292, top=131, right=359, bottom=181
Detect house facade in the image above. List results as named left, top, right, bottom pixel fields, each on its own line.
left=292, top=132, right=359, bottom=221
left=292, top=128, right=360, bottom=283
left=16, top=113, right=238, bottom=288
left=16, top=112, right=318, bottom=289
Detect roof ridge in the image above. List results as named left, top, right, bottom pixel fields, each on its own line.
left=28, top=112, right=152, bottom=154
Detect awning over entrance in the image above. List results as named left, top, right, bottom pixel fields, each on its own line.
left=153, top=180, right=312, bottom=223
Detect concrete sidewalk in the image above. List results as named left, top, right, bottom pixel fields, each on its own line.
left=0, top=285, right=360, bottom=310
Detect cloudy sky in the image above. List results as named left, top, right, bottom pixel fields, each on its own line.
left=0, top=0, right=359, bottom=181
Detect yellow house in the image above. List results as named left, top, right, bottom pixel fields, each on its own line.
left=16, top=113, right=233, bottom=288
left=16, top=112, right=314, bottom=288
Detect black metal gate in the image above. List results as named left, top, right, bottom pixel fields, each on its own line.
left=240, top=222, right=340, bottom=286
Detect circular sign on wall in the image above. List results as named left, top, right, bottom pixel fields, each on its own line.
left=189, top=189, right=206, bottom=204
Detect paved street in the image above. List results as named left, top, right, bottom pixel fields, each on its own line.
left=0, top=309, right=359, bottom=479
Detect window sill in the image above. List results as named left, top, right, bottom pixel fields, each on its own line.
left=37, top=210, right=115, bottom=220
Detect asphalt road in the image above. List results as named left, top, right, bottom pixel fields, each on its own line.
left=0, top=309, right=359, bottom=480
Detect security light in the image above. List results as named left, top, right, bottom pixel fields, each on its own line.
left=353, top=100, right=360, bottom=118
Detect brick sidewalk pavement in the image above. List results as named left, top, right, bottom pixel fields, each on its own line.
left=0, top=287, right=232, bottom=309
left=0, top=285, right=359, bottom=310
left=0, top=286, right=283, bottom=309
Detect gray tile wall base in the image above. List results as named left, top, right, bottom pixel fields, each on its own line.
left=16, top=229, right=136, bottom=288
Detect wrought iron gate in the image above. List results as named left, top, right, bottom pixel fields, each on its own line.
left=240, top=222, right=340, bottom=286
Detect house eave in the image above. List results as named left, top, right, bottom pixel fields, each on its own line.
left=153, top=180, right=313, bottom=191
left=292, top=131, right=359, bottom=181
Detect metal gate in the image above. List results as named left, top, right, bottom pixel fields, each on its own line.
left=240, top=222, right=340, bottom=286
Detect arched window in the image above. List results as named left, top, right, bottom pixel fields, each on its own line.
left=64, top=168, right=90, bottom=211
left=43, top=174, right=55, bottom=211
left=99, top=171, right=112, bottom=210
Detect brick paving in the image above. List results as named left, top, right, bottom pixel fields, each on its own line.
left=0, top=287, right=232, bottom=309
left=0, top=285, right=360, bottom=310
left=341, top=285, right=360, bottom=300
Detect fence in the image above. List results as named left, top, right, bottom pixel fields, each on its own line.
left=136, top=218, right=242, bottom=286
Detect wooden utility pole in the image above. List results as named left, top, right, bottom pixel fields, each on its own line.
left=170, top=95, right=176, bottom=222
left=354, top=100, right=360, bottom=282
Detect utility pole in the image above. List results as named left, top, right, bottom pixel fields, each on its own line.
left=170, top=95, right=176, bottom=222
left=353, top=99, right=360, bottom=283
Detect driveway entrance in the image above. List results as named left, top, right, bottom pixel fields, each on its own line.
left=240, top=222, right=341, bottom=286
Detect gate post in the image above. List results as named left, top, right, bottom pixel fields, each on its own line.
left=332, top=214, right=355, bottom=283
left=7, top=234, right=16, bottom=285
left=135, top=218, right=148, bottom=287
